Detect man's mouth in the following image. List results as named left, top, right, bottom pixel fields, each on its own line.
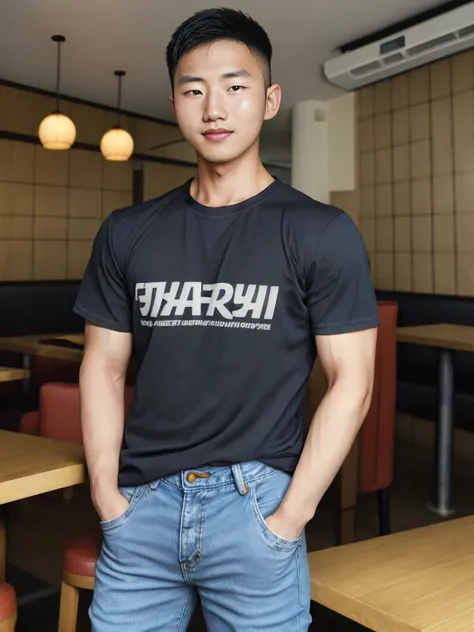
left=202, top=128, right=233, bottom=142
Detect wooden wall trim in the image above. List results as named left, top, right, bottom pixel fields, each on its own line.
left=0, top=77, right=178, bottom=127
left=0, top=129, right=197, bottom=168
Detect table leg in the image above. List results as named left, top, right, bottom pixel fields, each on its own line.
left=0, top=508, right=6, bottom=580
left=427, top=348, right=455, bottom=517
left=21, top=353, right=31, bottom=396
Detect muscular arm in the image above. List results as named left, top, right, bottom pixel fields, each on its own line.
left=80, top=322, right=133, bottom=520
left=272, top=327, right=377, bottom=535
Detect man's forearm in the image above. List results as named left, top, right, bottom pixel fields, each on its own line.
left=280, top=380, right=371, bottom=526
left=80, top=360, right=126, bottom=496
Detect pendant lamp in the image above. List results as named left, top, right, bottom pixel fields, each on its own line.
left=38, top=35, right=76, bottom=150
left=100, top=70, right=134, bottom=161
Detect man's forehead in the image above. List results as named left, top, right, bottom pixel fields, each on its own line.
left=176, top=41, right=266, bottom=82
left=178, top=41, right=259, bottom=68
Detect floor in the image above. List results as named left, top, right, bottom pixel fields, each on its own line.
left=6, top=438, right=474, bottom=632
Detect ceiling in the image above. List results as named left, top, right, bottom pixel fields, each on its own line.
left=0, top=0, right=451, bottom=166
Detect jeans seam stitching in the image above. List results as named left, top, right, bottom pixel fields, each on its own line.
left=198, top=492, right=206, bottom=560
left=100, top=484, right=147, bottom=531
left=179, top=490, right=190, bottom=583
left=296, top=545, right=301, bottom=631
left=249, top=483, right=301, bottom=550
left=175, top=590, right=193, bottom=632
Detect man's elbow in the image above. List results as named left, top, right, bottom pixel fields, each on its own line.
left=79, top=350, right=127, bottom=386
left=333, top=374, right=374, bottom=421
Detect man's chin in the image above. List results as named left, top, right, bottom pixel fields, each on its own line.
left=197, top=148, right=240, bottom=165
left=190, top=135, right=259, bottom=166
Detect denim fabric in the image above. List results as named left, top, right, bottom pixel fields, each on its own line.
left=90, top=461, right=311, bottom=631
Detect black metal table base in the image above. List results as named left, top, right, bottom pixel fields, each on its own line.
left=427, top=348, right=455, bottom=517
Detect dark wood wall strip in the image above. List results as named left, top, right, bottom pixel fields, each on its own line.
left=0, top=76, right=178, bottom=127
left=0, top=129, right=197, bottom=168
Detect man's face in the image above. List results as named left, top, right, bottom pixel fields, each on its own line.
left=171, top=40, right=280, bottom=164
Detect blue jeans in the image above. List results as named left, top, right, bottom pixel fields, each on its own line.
left=90, top=461, right=312, bottom=631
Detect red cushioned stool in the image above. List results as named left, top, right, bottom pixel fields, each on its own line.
left=0, top=581, right=16, bottom=632
left=20, top=383, right=135, bottom=632
left=58, top=535, right=100, bottom=632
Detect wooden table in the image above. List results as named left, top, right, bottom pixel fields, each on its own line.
left=0, top=333, right=84, bottom=394
left=309, top=516, right=474, bottom=632
left=0, top=333, right=84, bottom=362
left=0, top=367, right=30, bottom=383
left=397, top=323, right=474, bottom=517
left=0, top=430, right=86, bottom=579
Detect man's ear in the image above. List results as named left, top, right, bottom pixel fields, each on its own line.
left=169, top=95, right=176, bottom=117
left=264, top=83, right=281, bottom=121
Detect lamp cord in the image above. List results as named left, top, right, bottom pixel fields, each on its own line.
left=116, top=75, right=122, bottom=128
left=55, top=40, right=61, bottom=112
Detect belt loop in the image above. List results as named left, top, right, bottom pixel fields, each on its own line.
left=231, top=463, right=248, bottom=495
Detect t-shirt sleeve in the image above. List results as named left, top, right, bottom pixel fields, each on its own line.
left=73, top=214, right=132, bottom=332
left=306, top=211, right=379, bottom=335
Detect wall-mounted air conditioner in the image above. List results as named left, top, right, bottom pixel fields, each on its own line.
left=324, top=3, right=474, bottom=90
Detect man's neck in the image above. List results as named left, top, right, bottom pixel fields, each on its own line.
left=192, top=150, right=274, bottom=208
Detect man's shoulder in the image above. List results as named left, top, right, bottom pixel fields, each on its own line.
left=107, top=183, right=187, bottom=232
left=276, top=182, right=345, bottom=231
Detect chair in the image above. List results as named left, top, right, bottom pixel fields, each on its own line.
left=359, top=301, right=398, bottom=535
left=358, top=301, right=398, bottom=536
left=19, top=382, right=134, bottom=632
left=58, top=536, right=100, bottom=632
left=20, top=382, right=134, bottom=444
left=306, top=300, right=398, bottom=542
left=20, top=382, right=83, bottom=444
left=0, top=581, right=16, bottom=632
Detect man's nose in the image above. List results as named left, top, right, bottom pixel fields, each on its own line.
left=203, top=90, right=227, bottom=122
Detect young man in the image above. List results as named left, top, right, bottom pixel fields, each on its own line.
left=74, top=8, right=379, bottom=631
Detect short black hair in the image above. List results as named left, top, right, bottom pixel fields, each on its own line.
left=166, top=8, right=272, bottom=89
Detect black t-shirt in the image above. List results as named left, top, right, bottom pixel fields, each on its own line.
left=74, top=178, right=379, bottom=486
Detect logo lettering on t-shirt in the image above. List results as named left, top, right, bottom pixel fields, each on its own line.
left=135, top=282, right=279, bottom=331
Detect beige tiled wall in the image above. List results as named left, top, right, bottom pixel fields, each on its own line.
left=0, top=139, right=132, bottom=281
left=0, top=84, right=196, bottom=281
left=358, top=48, right=474, bottom=297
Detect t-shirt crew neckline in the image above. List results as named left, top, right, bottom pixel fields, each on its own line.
left=184, top=177, right=282, bottom=218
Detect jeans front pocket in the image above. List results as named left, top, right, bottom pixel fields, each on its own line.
left=250, top=469, right=302, bottom=552
left=100, top=484, right=148, bottom=533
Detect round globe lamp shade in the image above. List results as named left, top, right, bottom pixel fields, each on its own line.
left=100, top=127, right=134, bottom=161
left=38, top=112, right=76, bottom=150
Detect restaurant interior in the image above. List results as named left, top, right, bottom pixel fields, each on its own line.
left=1, top=1, right=474, bottom=631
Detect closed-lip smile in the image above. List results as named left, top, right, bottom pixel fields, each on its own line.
left=202, top=128, right=233, bottom=141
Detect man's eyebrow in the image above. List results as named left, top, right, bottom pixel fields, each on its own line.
left=177, top=69, right=252, bottom=85
left=222, top=69, right=251, bottom=80
left=177, top=75, right=204, bottom=85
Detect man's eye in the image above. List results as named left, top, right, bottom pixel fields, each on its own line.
left=185, top=89, right=202, bottom=96
left=228, top=85, right=245, bottom=92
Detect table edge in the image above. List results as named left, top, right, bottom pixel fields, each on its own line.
left=0, top=463, right=87, bottom=505
left=312, top=581, right=419, bottom=632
